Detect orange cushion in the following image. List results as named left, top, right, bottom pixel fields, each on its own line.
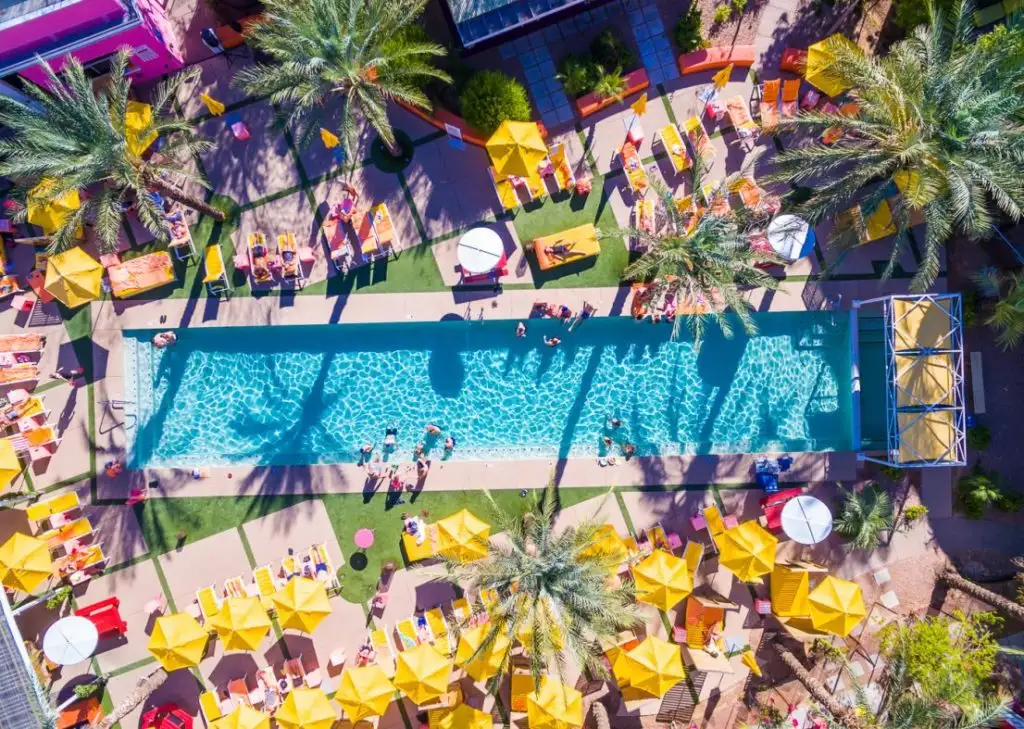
left=678, top=45, right=756, bottom=74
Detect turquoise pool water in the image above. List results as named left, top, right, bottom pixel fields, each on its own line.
left=124, top=313, right=853, bottom=467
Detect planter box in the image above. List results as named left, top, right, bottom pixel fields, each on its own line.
left=678, top=45, right=756, bottom=75
left=575, top=68, right=650, bottom=118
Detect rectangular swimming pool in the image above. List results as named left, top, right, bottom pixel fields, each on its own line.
left=124, top=313, right=853, bottom=468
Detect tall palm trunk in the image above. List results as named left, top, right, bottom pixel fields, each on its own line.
left=591, top=700, right=610, bottom=729
left=93, top=668, right=167, bottom=729
left=149, top=178, right=225, bottom=221
left=941, top=567, right=1024, bottom=622
left=771, top=639, right=867, bottom=729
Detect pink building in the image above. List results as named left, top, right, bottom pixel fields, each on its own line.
left=0, top=0, right=183, bottom=96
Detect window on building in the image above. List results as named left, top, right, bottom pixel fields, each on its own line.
left=134, top=45, right=158, bottom=62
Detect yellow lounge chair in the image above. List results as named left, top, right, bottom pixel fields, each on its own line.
left=656, top=123, right=692, bottom=174
left=646, top=525, right=669, bottom=551
left=371, top=628, right=397, bottom=677
left=683, top=541, right=704, bottom=579
left=684, top=116, right=716, bottom=167
left=282, top=554, right=299, bottom=578
left=704, top=505, right=726, bottom=536
left=197, top=584, right=222, bottom=620
left=200, top=691, right=223, bottom=723
left=25, top=491, right=79, bottom=523
left=203, top=244, right=230, bottom=297
left=425, top=608, right=452, bottom=655
left=309, top=543, right=341, bottom=590
left=396, top=617, right=423, bottom=650
left=549, top=144, right=575, bottom=191
left=401, top=531, right=436, bottom=563
left=254, top=564, right=278, bottom=607
left=509, top=668, right=532, bottom=713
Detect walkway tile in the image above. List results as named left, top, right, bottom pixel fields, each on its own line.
left=158, top=529, right=250, bottom=612
left=242, top=500, right=343, bottom=573
left=83, top=502, right=149, bottom=568
left=87, top=560, right=165, bottom=674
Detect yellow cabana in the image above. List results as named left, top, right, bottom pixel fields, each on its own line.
left=44, top=248, right=104, bottom=309
left=578, top=524, right=629, bottom=574
left=770, top=560, right=827, bottom=618
left=486, top=120, right=547, bottom=178
left=124, top=101, right=158, bottom=158
left=336, top=665, right=395, bottom=722
left=207, top=597, right=271, bottom=651
left=0, top=533, right=51, bottom=593
left=275, top=688, right=336, bottom=729
left=394, top=643, right=453, bottom=705
left=805, top=34, right=860, bottom=97
left=26, top=181, right=80, bottom=235
left=808, top=576, right=867, bottom=637
left=0, top=440, right=22, bottom=493
left=211, top=704, right=270, bottom=729
left=435, top=509, right=490, bottom=563
left=455, top=623, right=511, bottom=682
left=527, top=679, right=583, bottom=729
left=431, top=704, right=492, bottom=729
left=633, top=549, right=692, bottom=610
left=612, top=636, right=685, bottom=698
left=147, top=613, right=208, bottom=671
left=272, top=577, right=331, bottom=633
left=718, top=521, right=777, bottom=583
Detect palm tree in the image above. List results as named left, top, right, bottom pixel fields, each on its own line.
left=770, top=638, right=869, bottom=729
left=833, top=484, right=894, bottom=550
left=441, top=481, right=642, bottom=688
left=235, top=0, right=450, bottom=158
left=616, top=180, right=779, bottom=348
left=940, top=567, right=1024, bottom=623
left=0, top=49, right=223, bottom=256
left=93, top=668, right=166, bottom=729
left=973, top=267, right=1024, bottom=350
left=768, top=0, right=1024, bottom=293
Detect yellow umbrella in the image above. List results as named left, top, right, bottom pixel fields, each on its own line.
left=211, top=704, right=270, bottom=729
left=207, top=597, right=271, bottom=651
left=485, top=120, right=547, bottom=178
left=612, top=636, right=685, bottom=698
left=44, top=248, right=103, bottom=309
left=0, top=439, right=22, bottom=492
left=805, top=34, right=860, bottom=97
left=455, top=623, right=511, bottom=682
left=436, top=509, right=490, bottom=563
left=0, top=533, right=51, bottom=593
left=336, top=665, right=395, bottom=722
left=718, top=521, right=777, bottom=583
left=526, top=679, right=583, bottom=729
left=808, top=576, right=867, bottom=637
left=633, top=549, right=692, bottom=611
left=431, top=704, right=492, bottom=729
left=712, top=63, right=734, bottom=89
left=26, top=180, right=81, bottom=235
left=578, top=524, right=629, bottom=574
left=394, top=643, right=453, bottom=705
left=147, top=613, right=208, bottom=671
left=272, top=577, right=331, bottom=633
left=124, top=101, right=158, bottom=157
left=275, top=688, right=336, bottom=729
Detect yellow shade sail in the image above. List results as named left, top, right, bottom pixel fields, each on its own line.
left=430, top=704, right=492, bottom=729
left=272, top=577, right=331, bottom=633
left=578, top=524, right=629, bottom=574
left=612, top=636, right=685, bottom=698
left=394, top=643, right=453, bottom=705
left=0, top=533, right=51, bottom=593
left=805, top=34, right=860, bottom=97
left=712, top=63, right=734, bottom=89
left=44, top=248, right=104, bottom=309
left=718, top=521, right=777, bottom=583
left=0, top=439, right=22, bottom=492
left=320, top=128, right=340, bottom=149
left=207, top=597, right=271, bottom=651
left=630, top=92, right=648, bottom=116
left=633, top=549, right=692, bottom=610
left=211, top=704, right=271, bottom=729
left=275, top=688, right=336, bottom=729
left=485, top=120, right=547, bottom=178
left=200, top=92, right=225, bottom=116
left=455, top=623, right=511, bottom=682
left=436, top=509, right=490, bottom=563
left=147, top=613, right=208, bottom=671
left=526, top=679, right=583, bottom=729
left=124, top=101, right=158, bottom=158
left=26, top=180, right=80, bottom=235
left=336, top=665, right=395, bottom=722
left=808, top=576, right=867, bottom=637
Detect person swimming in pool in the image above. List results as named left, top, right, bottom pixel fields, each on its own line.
left=444, top=436, right=455, bottom=452
left=516, top=321, right=526, bottom=337
left=544, top=336, right=561, bottom=347
left=384, top=426, right=397, bottom=449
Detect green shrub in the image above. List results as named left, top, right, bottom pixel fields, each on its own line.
left=967, top=423, right=991, bottom=450
left=957, top=464, right=1021, bottom=518
left=894, top=0, right=953, bottom=31
left=590, top=29, right=636, bottom=74
left=673, top=7, right=707, bottom=52
left=557, top=55, right=599, bottom=98
left=592, top=68, right=627, bottom=101
left=903, top=504, right=929, bottom=523
left=460, top=70, right=532, bottom=135
left=713, top=4, right=733, bottom=24
left=733, top=0, right=748, bottom=13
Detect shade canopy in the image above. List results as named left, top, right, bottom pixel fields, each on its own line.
left=43, top=615, right=98, bottom=665
left=808, top=576, right=867, bottom=637
left=26, top=181, right=80, bottom=235
left=211, top=704, right=271, bottom=729
left=780, top=496, right=833, bottom=545
left=0, top=440, right=21, bottom=492
left=435, top=509, right=490, bottom=563
left=613, top=636, right=685, bottom=698
left=45, top=248, right=104, bottom=308
left=275, top=688, right=336, bottom=729
left=486, top=121, right=547, bottom=178
left=0, top=533, right=52, bottom=593
left=578, top=524, right=629, bottom=574
left=633, top=549, right=692, bottom=610
left=430, top=704, right=492, bottom=729
left=124, top=101, right=158, bottom=157
left=336, top=665, right=395, bottom=722
left=455, top=623, right=511, bottom=682
left=147, top=613, right=208, bottom=671
left=767, top=214, right=815, bottom=262
left=718, top=521, right=777, bottom=583
left=526, top=679, right=584, bottom=729
left=456, top=227, right=505, bottom=275
left=272, top=577, right=331, bottom=633
left=394, top=643, right=453, bottom=705
left=207, top=597, right=272, bottom=651
left=805, top=34, right=860, bottom=97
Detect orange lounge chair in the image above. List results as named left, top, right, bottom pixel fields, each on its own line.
left=619, top=142, right=649, bottom=194
left=0, top=334, right=45, bottom=354
left=0, top=365, right=39, bottom=386
left=107, top=251, right=176, bottom=298
left=277, top=232, right=305, bottom=287
left=781, top=79, right=800, bottom=118
left=532, top=224, right=601, bottom=271
left=761, top=80, right=780, bottom=131
left=655, top=123, right=692, bottom=175
left=726, top=96, right=759, bottom=145
left=369, top=204, right=396, bottom=258
left=7, top=424, right=58, bottom=453
left=701, top=184, right=731, bottom=217
left=247, top=233, right=274, bottom=285
left=684, top=117, right=716, bottom=167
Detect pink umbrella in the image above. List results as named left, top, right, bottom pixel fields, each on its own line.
left=354, top=529, right=375, bottom=550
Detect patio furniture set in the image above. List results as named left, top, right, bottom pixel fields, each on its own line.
left=321, top=183, right=401, bottom=274
left=25, top=491, right=107, bottom=584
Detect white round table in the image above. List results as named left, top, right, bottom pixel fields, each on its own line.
left=781, top=495, right=833, bottom=545
left=457, top=228, right=504, bottom=275
left=43, top=615, right=99, bottom=666
left=767, top=214, right=815, bottom=262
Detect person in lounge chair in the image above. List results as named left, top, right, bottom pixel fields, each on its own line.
left=545, top=240, right=577, bottom=258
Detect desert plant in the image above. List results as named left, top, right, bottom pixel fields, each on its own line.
left=733, top=0, right=748, bottom=13
left=96, top=668, right=168, bottom=729
left=591, top=68, right=628, bottom=102
left=713, top=4, right=733, bottom=23
left=74, top=682, right=101, bottom=699
left=46, top=586, right=73, bottom=611
left=590, top=28, right=636, bottom=73
left=557, top=55, right=599, bottom=98
left=957, top=464, right=1021, bottom=518
left=901, top=504, right=929, bottom=527
left=673, top=7, right=707, bottom=53
left=460, top=71, right=532, bottom=136
left=833, top=484, right=894, bottom=550
left=973, top=267, right=1024, bottom=350
left=967, top=423, right=992, bottom=450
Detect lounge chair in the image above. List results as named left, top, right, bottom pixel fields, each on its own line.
left=278, top=232, right=305, bottom=288
left=25, top=491, right=79, bottom=525
left=673, top=195, right=703, bottom=234
left=655, top=123, right=692, bottom=175
left=0, top=365, right=39, bottom=387
left=0, top=334, right=45, bottom=355
left=369, top=204, right=396, bottom=259
left=451, top=597, right=471, bottom=623
left=822, top=101, right=859, bottom=145
left=396, top=616, right=429, bottom=650
left=781, top=79, right=800, bottom=118
left=309, top=543, right=340, bottom=590
left=7, top=424, right=58, bottom=453
left=166, top=208, right=195, bottom=261
left=725, top=95, right=759, bottom=146
left=281, top=554, right=300, bottom=579
left=284, top=656, right=306, bottom=687
left=489, top=167, right=521, bottom=211
left=478, top=589, right=499, bottom=613
left=634, top=198, right=655, bottom=236
left=247, top=233, right=274, bottom=285
left=683, top=541, right=704, bottom=579
left=425, top=607, right=453, bottom=655
left=760, top=80, right=780, bottom=131
left=197, top=584, right=222, bottom=620
left=370, top=628, right=397, bottom=676
left=203, top=244, right=231, bottom=297
left=701, top=184, right=731, bottom=217
left=331, top=183, right=359, bottom=224
left=107, top=251, right=176, bottom=299
left=42, top=517, right=93, bottom=551
left=646, top=524, right=671, bottom=552
left=510, top=668, right=532, bottom=713
left=618, top=142, right=649, bottom=195
left=225, top=575, right=248, bottom=599
left=199, top=692, right=222, bottom=723
left=549, top=144, right=576, bottom=191
left=254, top=564, right=279, bottom=608
left=684, top=116, right=716, bottom=169
left=351, top=209, right=380, bottom=259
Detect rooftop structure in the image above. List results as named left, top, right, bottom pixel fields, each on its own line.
left=441, top=0, right=598, bottom=48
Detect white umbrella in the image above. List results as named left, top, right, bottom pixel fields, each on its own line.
left=767, top=214, right=815, bottom=262
left=43, top=615, right=99, bottom=665
left=781, top=495, right=833, bottom=545
left=457, top=227, right=504, bottom=275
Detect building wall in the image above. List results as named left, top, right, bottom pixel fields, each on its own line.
left=0, top=0, right=125, bottom=61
